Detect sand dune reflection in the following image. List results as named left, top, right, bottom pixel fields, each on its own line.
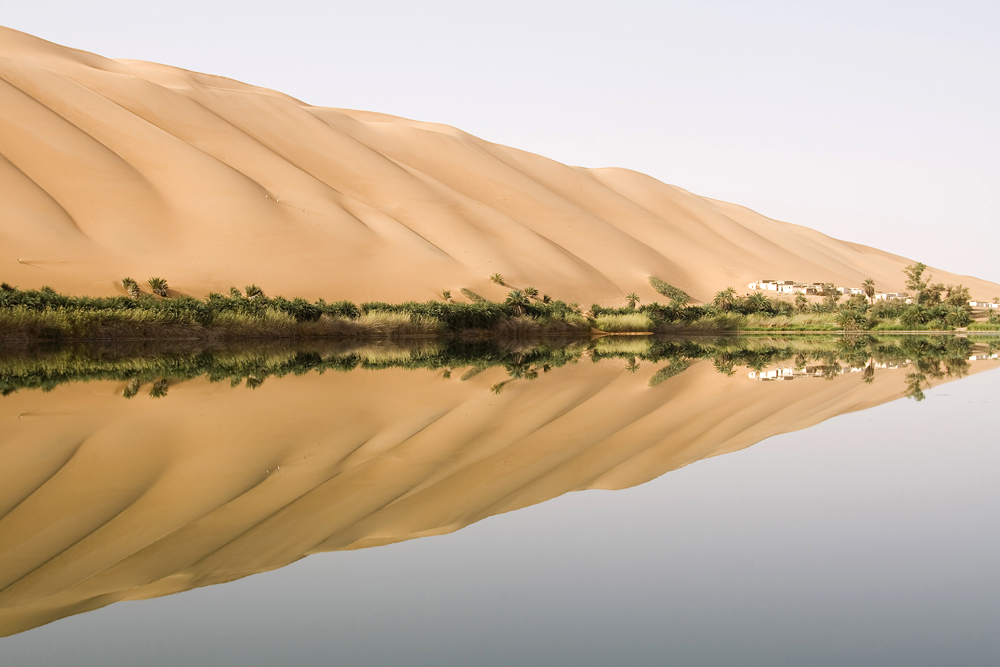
left=0, top=336, right=996, bottom=636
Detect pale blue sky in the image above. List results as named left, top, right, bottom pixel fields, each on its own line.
left=5, top=0, right=998, bottom=284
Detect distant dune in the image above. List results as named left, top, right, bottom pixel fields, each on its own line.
left=1, top=26, right=997, bottom=305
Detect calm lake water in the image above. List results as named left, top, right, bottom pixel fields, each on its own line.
left=1, top=336, right=998, bottom=666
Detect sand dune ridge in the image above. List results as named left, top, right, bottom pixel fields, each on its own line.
left=1, top=26, right=996, bottom=304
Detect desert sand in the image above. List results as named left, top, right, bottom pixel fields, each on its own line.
left=1, top=26, right=997, bottom=305
left=1, top=351, right=998, bottom=636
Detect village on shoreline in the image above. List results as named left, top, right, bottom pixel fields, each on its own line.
left=747, top=278, right=999, bottom=309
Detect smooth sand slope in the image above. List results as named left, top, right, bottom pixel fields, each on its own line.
left=1, top=355, right=998, bottom=636
left=1, top=27, right=997, bottom=305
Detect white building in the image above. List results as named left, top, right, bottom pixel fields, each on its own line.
left=874, top=292, right=910, bottom=302
left=969, top=301, right=999, bottom=309
left=748, top=368, right=796, bottom=381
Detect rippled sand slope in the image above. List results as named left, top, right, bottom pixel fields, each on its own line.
left=2, top=27, right=997, bottom=304
left=2, top=356, right=997, bottom=636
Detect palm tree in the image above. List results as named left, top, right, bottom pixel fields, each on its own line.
left=712, top=358, right=737, bottom=377
left=862, top=278, right=876, bottom=305
left=625, top=292, right=640, bottom=310
left=489, top=273, right=504, bottom=285
left=542, top=294, right=552, bottom=304
left=524, top=286, right=539, bottom=299
left=713, top=287, right=737, bottom=311
left=490, top=382, right=505, bottom=395
left=746, top=292, right=771, bottom=313
left=122, top=378, right=141, bottom=399
left=121, top=277, right=141, bottom=299
left=625, top=358, right=641, bottom=373
left=147, top=277, right=168, bottom=297
left=904, top=372, right=927, bottom=401
left=229, top=286, right=242, bottom=298
left=148, top=379, right=169, bottom=398
left=442, top=289, right=452, bottom=302
left=795, top=294, right=808, bottom=312
left=505, top=289, right=530, bottom=316
left=837, top=309, right=861, bottom=331
left=244, top=284, right=265, bottom=299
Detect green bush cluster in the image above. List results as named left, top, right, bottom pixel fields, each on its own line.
left=0, top=284, right=593, bottom=340
left=648, top=277, right=691, bottom=305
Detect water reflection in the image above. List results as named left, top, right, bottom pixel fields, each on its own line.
left=2, top=334, right=994, bottom=398
left=0, top=335, right=997, bottom=637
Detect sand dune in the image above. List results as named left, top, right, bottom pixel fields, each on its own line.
left=1, top=26, right=996, bottom=305
left=1, top=353, right=997, bottom=636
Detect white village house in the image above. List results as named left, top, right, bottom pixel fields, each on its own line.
left=747, top=280, right=821, bottom=295
left=749, top=280, right=999, bottom=307
left=874, top=292, right=911, bottom=302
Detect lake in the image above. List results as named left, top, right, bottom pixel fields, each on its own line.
left=1, top=335, right=998, bottom=666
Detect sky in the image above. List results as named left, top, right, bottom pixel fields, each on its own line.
left=5, top=0, right=999, bottom=285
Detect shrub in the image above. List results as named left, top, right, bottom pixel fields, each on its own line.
left=461, top=288, right=488, bottom=303
left=901, top=305, right=929, bottom=329
left=322, top=300, right=360, bottom=319
left=945, top=307, right=972, bottom=328
left=648, top=277, right=691, bottom=305
left=649, top=360, right=691, bottom=386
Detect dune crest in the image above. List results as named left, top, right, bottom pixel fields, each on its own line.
left=1, top=26, right=996, bottom=304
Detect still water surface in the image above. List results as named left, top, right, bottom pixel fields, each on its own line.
left=0, top=336, right=998, bottom=665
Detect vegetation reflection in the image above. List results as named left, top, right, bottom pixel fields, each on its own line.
left=2, top=335, right=995, bottom=401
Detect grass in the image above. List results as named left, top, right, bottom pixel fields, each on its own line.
left=739, top=313, right=840, bottom=331
left=351, top=311, right=443, bottom=337
left=595, top=313, right=653, bottom=332
left=0, top=305, right=442, bottom=341
left=591, top=336, right=653, bottom=356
